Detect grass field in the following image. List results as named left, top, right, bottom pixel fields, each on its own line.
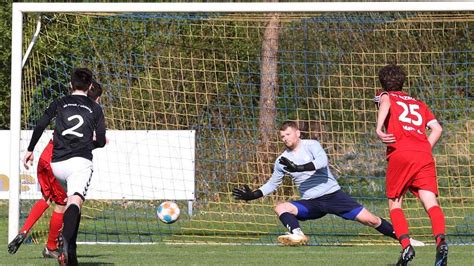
left=2, top=218, right=473, bottom=265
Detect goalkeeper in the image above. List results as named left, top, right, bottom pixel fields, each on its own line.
left=233, top=120, right=421, bottom=246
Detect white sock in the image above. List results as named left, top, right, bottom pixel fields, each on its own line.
left=292, top=228, right=304, bottom=236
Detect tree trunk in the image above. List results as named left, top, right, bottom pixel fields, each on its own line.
left=256, top=13, right=280, bottom=183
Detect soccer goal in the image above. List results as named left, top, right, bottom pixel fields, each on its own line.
left=9, top=2, right=473, bottom=245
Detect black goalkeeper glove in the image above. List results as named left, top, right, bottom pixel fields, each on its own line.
left=232, top=185, right=263, bottom=201
left=279, top=156, right=315, bottom=172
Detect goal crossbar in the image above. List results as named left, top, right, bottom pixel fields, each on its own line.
left=12, top=2, right=474, bottom=13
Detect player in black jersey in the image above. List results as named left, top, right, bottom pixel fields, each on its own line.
left=9, top=80, right=104, bottom=260
left=23, top=68, right=106, bottom=266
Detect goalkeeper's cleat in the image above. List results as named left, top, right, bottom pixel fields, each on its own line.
left=409, top=238, right=426, bottom=247
left=8, top=232, right=27, bottom=254
left=277, top=232, right=309, bottom=246
left=396, top=245, right=415, bottom=266
left=42, top=246, right=60, bottom=259
left=57, top=234, right=68, bottom=266
left=434, top=238, right=448, bottom=266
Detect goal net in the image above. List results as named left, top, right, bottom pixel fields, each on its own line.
left=9, top=3, right=473, bottom=245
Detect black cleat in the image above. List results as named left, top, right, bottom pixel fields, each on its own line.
left=57, top=234, right=68, bottom=266
left=396, top=245, right=415, bottom=266
left=8, top=232, right=27, bottom=254
left=435, top=239, right=448, bottom=266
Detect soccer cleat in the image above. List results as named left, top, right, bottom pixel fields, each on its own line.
left=277, top=232, right=309, bottom=246
left=396, top=245, right=415, bottom=266
left=8, top=232, right=27, bottom=254
left=409, top=238, right=426, bottom=247
left=435, top=239, right=448, bottom=266
left=42, top=246, right=60, bottom=259
left=57, top=234, right=68, bottom=266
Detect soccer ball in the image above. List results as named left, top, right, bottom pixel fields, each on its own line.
left=157, top=201, right=180, bottom=224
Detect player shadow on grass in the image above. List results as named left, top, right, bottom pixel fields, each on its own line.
left=77, top=263, right=115, bottom=266
left=76, top=254, right=115, bottom=265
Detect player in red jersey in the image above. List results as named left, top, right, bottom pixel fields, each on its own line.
left=8, top=139, right=67, bottom=258
left=374, top=64, right=447, bottom=266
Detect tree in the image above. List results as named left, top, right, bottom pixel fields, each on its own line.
left=256, top=13, right=280, bottom=181
left=0, top=1, right=12, bottom=129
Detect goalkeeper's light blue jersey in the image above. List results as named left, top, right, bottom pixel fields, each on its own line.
left=259, top=139, right=340, bottom=200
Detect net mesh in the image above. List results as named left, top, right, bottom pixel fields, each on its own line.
left=18, top=11, right=473, bottom=245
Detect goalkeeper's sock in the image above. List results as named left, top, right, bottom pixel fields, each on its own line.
left=279, top=212, right=300, bottom=233
left=427, top=206, right=446, bottom=245
left=20, top=198, right=50, bottom=233
left=46, top=210, right=63, bottom=250
left=390, top=208, right=411, bottom=249
left=375, top=217, right=397, bottom=239
left=292, top=228, right=305, bottom=236
left=62, top=204, right=80, bottom=248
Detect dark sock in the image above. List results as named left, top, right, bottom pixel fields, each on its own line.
left=71, top=213, right=82, bottom=250
left=375, top=217, right=397, bottom=239
left=279, top=212, right=300, bottom=233
left=62, top=204, right=80, bottom=248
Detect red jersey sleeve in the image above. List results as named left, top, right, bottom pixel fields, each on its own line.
left=374, top=90, right=388, bottom=108
left=422, top=102, right=438, bottom=128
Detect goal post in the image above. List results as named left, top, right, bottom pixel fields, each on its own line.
left=9, top=4, right=24, bottom=244
left=9, top=2, right=474, bottom=245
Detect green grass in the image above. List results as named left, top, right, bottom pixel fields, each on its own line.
left=2, top=199, right=473, bottom=265
left=12, top=197, right=473, bottom=246
left=2, top=218, right=473, bottom=265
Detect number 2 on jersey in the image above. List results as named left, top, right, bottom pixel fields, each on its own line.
left=396, top=101, right=422, bottom=126
left=62, top=115, right=84, bottom=137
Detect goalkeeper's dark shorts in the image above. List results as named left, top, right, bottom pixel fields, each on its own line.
left=291, top=189, right=363, bottom=221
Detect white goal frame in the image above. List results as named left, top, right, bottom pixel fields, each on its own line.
left=9, top=1, right=473, bottom=243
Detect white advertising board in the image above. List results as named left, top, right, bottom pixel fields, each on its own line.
left=0, top=130, right=195, bottom=200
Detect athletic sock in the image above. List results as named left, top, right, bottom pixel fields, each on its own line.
left=292, top=228, right=305, bottom=236
left=278, top=212, right=300, bottom=233
left=427, top=205, right=446, bottom=245
left=70, top=213, right=82, bottom=250
left=62, top=204, right=80, bottom=248
left=390, top=208, right=411, bottom=249
left=375, top=217, right=397, bottom=239
left=46, top=210, right=64, bottom=250
left=20, top=198, right=49, bottom=233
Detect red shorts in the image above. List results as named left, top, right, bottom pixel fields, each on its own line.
left=37, top=141, right=67, bottom=205
left=386, top=151, right=438, bottom=199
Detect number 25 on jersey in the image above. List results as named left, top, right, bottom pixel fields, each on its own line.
left=396, top=101, right=422, bottom=126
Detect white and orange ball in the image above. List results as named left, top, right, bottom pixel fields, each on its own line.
left=157, top=201, right=180, bottom=224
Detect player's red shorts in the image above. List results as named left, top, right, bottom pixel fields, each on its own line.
left=37, top=140, right=67, bottom=205
left=386, top=151, right=438, bottom=199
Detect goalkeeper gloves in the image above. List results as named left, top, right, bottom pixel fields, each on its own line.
left=279, top=156, right=316, bottom=172
left=232, top=185, right=263, bottom=201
